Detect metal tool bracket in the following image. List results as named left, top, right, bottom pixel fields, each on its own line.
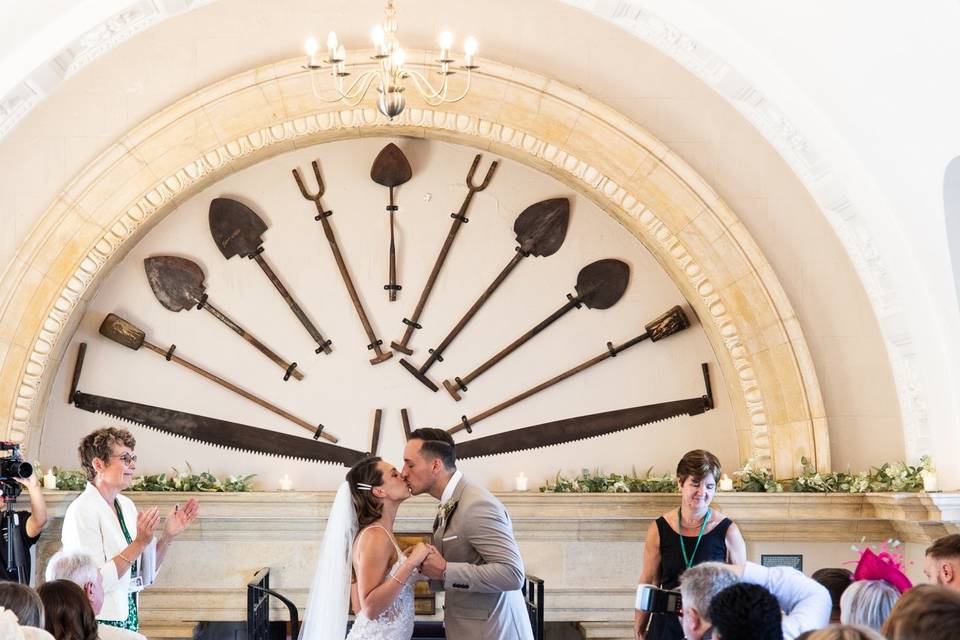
left=314, top=208, right=333, bottom=221
left=366, top=339, right=384, bottom=351
left=283, top=362, right=299, bottom=381
left=402, top=317, right=422, bottom=329
left=195, top=293, right=209, bottom=310
left=451, top=212, right=469, bottom=223
left=459, top=415, right=472, bottom=434
left=606, top=341, right=617, bottom=357
left=164, top=344, right=177, bottom=361
left=566, top=292, right=583, bottom=309
left=453, top=376, right=468, bottom=392
left=428, top=347, right=444, bottom=363
left=314, top=340, right=332, bottom=355
left=312, top=424, right=325, bottom=440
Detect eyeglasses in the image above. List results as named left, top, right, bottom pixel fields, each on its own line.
left=110, top=453, right=137, bottom=467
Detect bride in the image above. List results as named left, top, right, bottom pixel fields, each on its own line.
left=300, top=456, right=430, bottom=640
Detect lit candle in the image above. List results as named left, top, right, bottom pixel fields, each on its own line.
left=922, top=469, right=939, bottom=492
left=371, top=26, right=385, bottom=55
left=719, top=473, right=734, bottom=492
left=279, top=474, right=293, bottom=491
left=43, top=469, right=57, bottom=490
left=439, top=31, right=453, bottom=60
left=464, top=36, right=478, bottom=67
left=304, top=37, right=319, bottom=67
left=515, top=472, right=528, bottom=492
left=326, top=31, right=339, bottom=60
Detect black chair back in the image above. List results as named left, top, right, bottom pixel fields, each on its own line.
left=247, top=567, right=300, bottom=640
left=523, top=574, right=545, bottom=640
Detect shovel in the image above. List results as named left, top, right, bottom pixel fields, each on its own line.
left=399, top=197, right=570, bottom=391
left=209, top=198, right=333, bottom=355
left=371, top=143, right=412, bottom=301
left=293, top=160, right=392, bottom=365
left=441, top=258, right=630, bottom=400
left=98, top=313, right=338, bottom=442
left=144, top=255, right=303, bottom=381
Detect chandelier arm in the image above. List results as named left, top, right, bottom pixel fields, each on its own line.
left=408, top=67, right=473, bottom=106
left=405, top=68, right=450, bottom=101
left=333, top=69, right=381, bottom=103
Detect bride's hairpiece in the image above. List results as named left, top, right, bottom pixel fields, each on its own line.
left=355, top=482, right=373, bottom=491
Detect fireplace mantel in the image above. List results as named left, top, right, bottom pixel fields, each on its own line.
left=33, top=491, right=959, bottom=638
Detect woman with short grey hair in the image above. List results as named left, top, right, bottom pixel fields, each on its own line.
left=840, top=579, right=900, bottom=631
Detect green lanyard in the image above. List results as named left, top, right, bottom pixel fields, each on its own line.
left=114, top=499, right=137, bottom=575
left=678, top=507, right=711, bottom=569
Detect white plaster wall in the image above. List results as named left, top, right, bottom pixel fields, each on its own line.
left=0, top=0, right=906, bottom=477
left=38, top=138, right=734, bottom=490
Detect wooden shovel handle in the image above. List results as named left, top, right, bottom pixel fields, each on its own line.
left=251, top=253, right=332, bottom=355
left=200, top=299, right=304, bottom=380
left=142, top=340, right=338, bottom=443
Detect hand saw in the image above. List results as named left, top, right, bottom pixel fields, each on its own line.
left=452, top=362, right=714, bottom=459
left=69, top=344, right=365, bottom=466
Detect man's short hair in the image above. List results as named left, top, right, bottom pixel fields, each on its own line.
left=679, top=561, right=739, bottom=619
left=881, top=584, right=960, bottom=640
left=708, top=582, right=782, bottom=640
left=45, top=550, right=98, bottom=586
left=926, top=534, right=960, bottom=560
left=408, top=428, right=456, bottom=470
left=812, top=567, right=853, bottom=618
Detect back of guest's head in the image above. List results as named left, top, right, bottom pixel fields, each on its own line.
left=37, top=580, right=97, bottom=640
left=679, top=561, right=738, bottom=619
left=408, top=428, right=456, bottom=470
left=839, top=578, right=899, bottom=630
left=708, top=582, right=781, bottom=640
left=926, top=533, right=960, bottom=560
left=813, top=567, right=853, bottom=621
left=676, top=449, right=721, bottom=483
left=801, top=625, right=886, bottom=640
left=78, top=427, right=136, bottom=481
left=881, top=583, right=960, bottom=640
left=0, top=581, right=44, bottom=627
left=346, top=456, right=384, bottom=527
left=44, top=551, right=97, bottom=586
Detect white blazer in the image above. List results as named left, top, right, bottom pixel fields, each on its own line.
left=61, top=483, right=145, bottom=621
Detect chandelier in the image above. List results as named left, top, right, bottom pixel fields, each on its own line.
left=304, top=1, right=478, bottom=120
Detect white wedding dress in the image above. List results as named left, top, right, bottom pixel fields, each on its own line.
left=346, top=525, right=418, bottom=640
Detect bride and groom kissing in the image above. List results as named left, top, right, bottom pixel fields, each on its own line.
left=300, top=428, right=535, bottom=640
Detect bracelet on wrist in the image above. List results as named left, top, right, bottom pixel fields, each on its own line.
left=118, top=552, right=133, bottom=565
left=390, top=573, right=405, bottom=586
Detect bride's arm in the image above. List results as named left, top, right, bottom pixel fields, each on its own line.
left=355, top=531, right=428, bottom=620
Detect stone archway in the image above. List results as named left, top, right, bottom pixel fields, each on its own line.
left=0, top=54, right=828, bottom=477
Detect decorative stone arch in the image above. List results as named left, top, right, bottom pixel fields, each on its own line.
left=0, top=54, right=828, bottom=478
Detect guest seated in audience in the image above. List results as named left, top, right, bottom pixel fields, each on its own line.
left=707, top=582, right=781, bottom=640
left=61, top=428, right=199, bottom=633
left=634, top=450, right=746, bottom=640
left=0, top=468, right=48, bottom=584
left=37, top=580, right=98, bottom=640
left=881, top=583, right=960, bottom=640
left=811, top=567, right=852, bottom=623
left=0, top=608, right=55, bottom=640
left=0, top=582, right=44, bottom=627
left=839, top=579, right=899, bottom=631
left=677, top=560, right=830, bottom=640
left=923, top=533, right=960, bottom=592
left=44, top=551, right=145, bottom=640
left=795, top=625, right=885, bottom=640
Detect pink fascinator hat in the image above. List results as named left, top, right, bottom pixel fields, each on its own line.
left=851, top=544, right=912, bottom=594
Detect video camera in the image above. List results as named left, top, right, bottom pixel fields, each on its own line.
left=636, top=584, right=682, bottom=615
left=0, top=442, right=33, bottom=500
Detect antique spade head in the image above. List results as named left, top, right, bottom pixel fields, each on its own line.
left=513, top=197, right=570, bottom=257
left=370, top=143, right=413, bottom=188
left=99, top=313, right=146, bottom=350
left=574, top=259, right=631, bottom=310
left=209, top=197, right=269, bottom=260
left=144, top=256, right=207, bottom=312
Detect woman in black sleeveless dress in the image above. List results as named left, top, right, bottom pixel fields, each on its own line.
left=634, top=450, right=746, bottom=640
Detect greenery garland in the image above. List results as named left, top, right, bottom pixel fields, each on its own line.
left=540, top=456, right=935, bottom=494
left=48, top=464, right=255, bottom=492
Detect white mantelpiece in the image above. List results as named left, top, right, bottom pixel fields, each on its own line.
left=33, top=491, right=960, bottom=638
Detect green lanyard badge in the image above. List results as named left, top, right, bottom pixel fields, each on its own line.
left=678, top=507, right=711, bottom=570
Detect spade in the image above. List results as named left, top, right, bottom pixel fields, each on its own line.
left=399, top=197, right=570, bottom=391
left=371, top=143, right=412, bottom=301
left=144, top=255, right=304, bottom=381
left=442, top=258, right=630, bottom=400
left=209, top=197, right=333, bottom=355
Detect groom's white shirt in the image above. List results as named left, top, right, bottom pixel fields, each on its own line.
left=440, top=470, right=462, bottom=505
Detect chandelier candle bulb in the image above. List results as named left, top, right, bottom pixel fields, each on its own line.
left=327, top=31, right=338, bottom=58
left=440, top=31, right=453, bottom=60
left=43, top=469, right=57, bottom=490
left=922, top=469, right=939, bottom=492
left=305, top=37, right=319, bottom=67
left=279, top=474, right=294, bottom=491
left=719, top=474, right=734, bottom=491
left=464, top=36, right=478, bottom=67
left=515, top=472, right=529, bottom=492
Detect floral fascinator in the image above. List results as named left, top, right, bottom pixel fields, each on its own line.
left=849, top=539, right=913, bottom=594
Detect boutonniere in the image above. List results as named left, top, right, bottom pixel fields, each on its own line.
left=439, top=500, right=459, bottom=528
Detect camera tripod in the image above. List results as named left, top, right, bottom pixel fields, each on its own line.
left=2, top=482, right=28, bottom=584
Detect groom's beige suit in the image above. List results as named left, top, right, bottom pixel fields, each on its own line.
left=431, top=472, right=534, bottom=640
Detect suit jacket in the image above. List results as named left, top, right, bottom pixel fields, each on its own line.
left=432, top=476, right=533, bottom=640
left=61, top=483, right=145, bottom=621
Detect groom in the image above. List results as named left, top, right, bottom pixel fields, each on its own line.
left=402, top=428, right=534, bottom=640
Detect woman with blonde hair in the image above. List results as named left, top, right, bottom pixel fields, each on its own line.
left=798, top=625, right=885, bottom=640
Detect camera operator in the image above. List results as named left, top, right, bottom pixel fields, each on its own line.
left=0, top=444, right=47, bottom=583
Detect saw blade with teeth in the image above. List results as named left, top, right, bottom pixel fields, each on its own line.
left=73, top=391, right=365, bottom=466
left=453, top=362, right=714, bottom=459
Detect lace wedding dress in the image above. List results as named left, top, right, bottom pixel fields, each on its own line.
left=346, top=526, right=418, bottom=640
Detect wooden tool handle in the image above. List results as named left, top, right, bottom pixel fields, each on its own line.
left=142, top=340, right=338, bottom=443
left=200, top=299, right=305, bottom=380
left=251, top=253, right=332, bottom=355
left=370, top=409, right=383, bottom=455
